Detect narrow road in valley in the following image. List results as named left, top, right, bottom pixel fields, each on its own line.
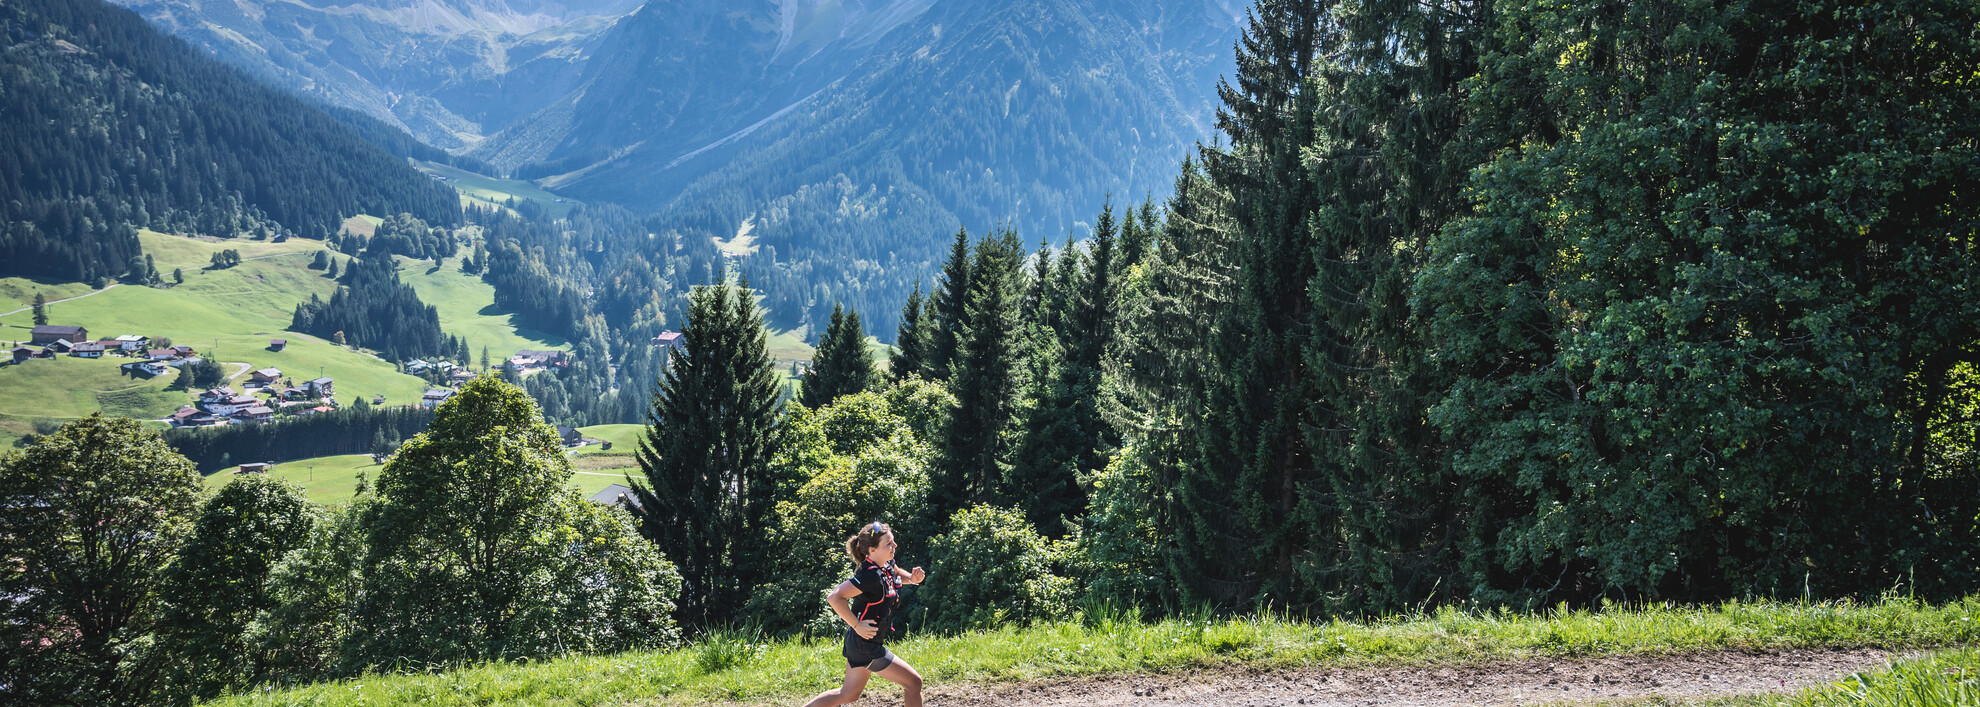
left=837, top=647, right=1901, bottom=707
left=0, top=284, right=119, bottom=317
left=224, top=362, right=251, bottom=381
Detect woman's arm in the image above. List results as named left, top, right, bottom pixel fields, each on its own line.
left=892, top=564, right=926, bottom=585
left=825, top=580, right=879, bottom=639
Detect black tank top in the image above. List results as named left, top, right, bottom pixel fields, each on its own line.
left=848, top=559, right=901, bottom=642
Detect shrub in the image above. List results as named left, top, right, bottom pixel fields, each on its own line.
left=920, top=505, right=1071, bottom=632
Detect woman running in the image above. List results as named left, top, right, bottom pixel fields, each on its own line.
left=803, top=521, right=927, bottom=707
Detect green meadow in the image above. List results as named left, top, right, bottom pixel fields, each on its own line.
left=205, top=440, right=641, bottom=505
left=397, top=260, right=570, bottom=359
left=0, top=233, right=431, bottom=432
left=415, top=160, right=577, bottom=219
left=199, top=598, right=1980, bottom=707
left=0, top=355, right=183, bottom=446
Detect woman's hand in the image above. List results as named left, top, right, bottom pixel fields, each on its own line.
left=855, top=619, right=880, bottom=640
left=908, top=566, right=926, bottom=585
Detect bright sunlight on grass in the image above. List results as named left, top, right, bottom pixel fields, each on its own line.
left=201, top=597, right=1980, bottom=707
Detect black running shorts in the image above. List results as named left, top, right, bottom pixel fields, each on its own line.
left=842, top=629, right=894, bottom=672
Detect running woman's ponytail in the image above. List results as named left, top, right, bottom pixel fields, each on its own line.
left=846, top=521, right=891, bottom=563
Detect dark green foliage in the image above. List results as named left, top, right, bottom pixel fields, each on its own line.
left=1008, top=203, right=1125, bottom=537
left=289, top=255, right=460, bottom=363
left=363, top=214, right=455, bottom=262
left=31, top=291, right=47, bottom=325
left=631, top=279, right=784, bottom=627
left=308, top=250, right=331, bottom=270
left=163, top=406, right=434, bottom=472
left=919, top=505, right=1071, bottom=632
left=151, top=476, right=317, bottom=705
left=0, top=0, right=457, bottom=282
left=173, top=358, right=226, bottom=391
left=172, top=267, right=183, bottom=284
left=920, top=228, right=974, bottom=381
left=0, top=414, right=203, bottom=706
left=1414, top=0, right=1980, bottom=603
left=888, top=284, right=928, bottom=383
left=934, top=229, right=1027, bottom=518
left=345, top=378, right=680, bottom=669
left=207, top=250, right=242, bottom=270
left=800, top=304, right=875, bottom=409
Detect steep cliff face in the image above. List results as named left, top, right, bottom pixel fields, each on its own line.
left=114, top=0, right=643, bottom=148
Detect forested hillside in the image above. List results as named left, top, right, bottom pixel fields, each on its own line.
left=0, top=0, right=460, bottom=282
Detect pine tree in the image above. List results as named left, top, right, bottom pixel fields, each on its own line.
left=325, top=258, right=339, bottom=279
left=480, top=345, right=490, bottom=372
left=173, top=267, right=184, bottom=284
left=888, top=284, right=927, bottom=382
left=630, top=277, right=783, bottom=627
left=922, top=228, right=973, bottom=381
left=934, top=228, right=1026, bottom=518
left=800, top=304, right=875, bottom=409
left=1009, top=203, right=1120, bottom=536
left=31, top=291, right=47, bottom=325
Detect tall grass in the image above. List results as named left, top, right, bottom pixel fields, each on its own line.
left=203, top=596, right=1980, bottom=707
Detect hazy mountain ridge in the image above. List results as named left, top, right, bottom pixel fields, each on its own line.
left=113, top=0, right=642, bottom=148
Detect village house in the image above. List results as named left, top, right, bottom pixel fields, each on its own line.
left=447, top=368, right=475, bottom=384
left=405, top=359, right=434, bottom=374
left=420, top=388, right=454, bottom=408
left=45, top=339, right=74, bottom=354
left=509, top=350, right=569, bottom=370
left=69, top=342, right=106, bottom=358
left=30, top=325, right=87, bottom=346
left=114, top=335, right=147, bottom=352
left=96, top=340, right=125, bottom=354
left=236, top=406, right=274, bottom=424
left=588, top=484, right=643, bottom=510
left=169, top=356, right=203, bottom=368
left=556, top=426, right=584, bottom=447
left=169, top=407, right=201, bottom=425
left=237, top=462, right=271, bottom=474
left=305, top=404, right=335, bottom=415
left=268, top=338, right=286, bottom=351
left=305, top=377, right=334, bottom=398
left=123, top=361, right=171, bottom=377
left=11, top=346, right=33, bottom=364
left=170, top=345, right=194, bottom=356
left=249, top=368, right=283, bottom=385
left=198, top=386, right=238, bottom=403
left=652, top=331, right=685, bottom=349
left=145, top=349, right=177, bottom=361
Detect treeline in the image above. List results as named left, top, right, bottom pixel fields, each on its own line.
left=163, top=404, right=436, bottom=472
left=290, top=254, right=466, bottom=363
left=3, top=393, right=674, bottom=706
left=0, top=0, right=460, bottom=282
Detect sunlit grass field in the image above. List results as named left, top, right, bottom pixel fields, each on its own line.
left=209, top=446, right=636, bottom=505
left=0, top=355, right=184, bottom=446
left=398, top=260, right=570, bottom=360
left=199, top=597, right=1980, bottom=707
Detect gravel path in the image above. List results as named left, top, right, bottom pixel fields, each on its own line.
left=0, top=283, right=118, bottom=317
left=838, top=648, right=1898, bottom=707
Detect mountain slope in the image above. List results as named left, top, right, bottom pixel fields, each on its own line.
left=112, top=0, right=642, bottom=149
left=0, top=0, right=461, bottom=281
left=485, top=0, right=1241, bottom=330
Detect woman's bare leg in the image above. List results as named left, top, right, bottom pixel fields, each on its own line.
left=874, top=656, right=924, bottom=707
left=802, top=667, right=870, bottom=707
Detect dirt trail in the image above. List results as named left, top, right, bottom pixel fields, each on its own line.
left=851, top=648, right=1898, bottom=706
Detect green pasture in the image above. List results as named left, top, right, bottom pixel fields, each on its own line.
left=0, top=278, right=98, bottom=311
left=415, top=160, right=577, bottom=219
left=135, top=229, right=326, bottom=272
left=207, top=450, right=634, bottom=506
left=398, top=260, right=570, bottom=359
left=204, top=454, right=380, bottom=505
left=0, top=356, right=183, bottom=447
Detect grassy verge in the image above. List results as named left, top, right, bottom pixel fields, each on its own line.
left=397, top=261, right=569, bottom=359
left=205, top=452, right=636, bottom=505
left=202, top=597, right=1980, bottom=707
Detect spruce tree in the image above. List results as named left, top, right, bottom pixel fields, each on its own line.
left=934, top=228, right=1026, bottom=518
left=31, top=291, right=47, bottom=325
left=1009, top=204, right=1119, bottom=536
left=888, top=284, right=928, bottom=382
left=800, top=304, right=875, bottom=409
left=922, top=228, right=973, bottom=381
left=630, top=278, right=783, bottom=626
